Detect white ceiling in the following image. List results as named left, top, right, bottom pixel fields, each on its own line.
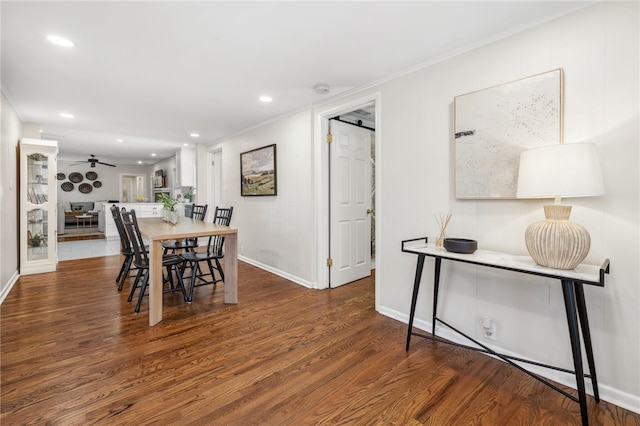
left=1, top=1, right=590, bottom=166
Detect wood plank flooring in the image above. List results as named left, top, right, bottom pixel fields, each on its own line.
left=2, top=257, right=639, bottom=425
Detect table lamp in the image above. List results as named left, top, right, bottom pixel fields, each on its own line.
left=516, top=143, right=604, bottom=270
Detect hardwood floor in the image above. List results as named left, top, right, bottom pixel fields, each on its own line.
left=2, top=257, right=639, bottom=425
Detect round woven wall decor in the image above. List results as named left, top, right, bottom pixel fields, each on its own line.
left=79, top=183, right=93, bottom=194
left=61, top=182, right=74, bottom=192
left=85, top=171, right=98, bottom=180
left=68, top=172, right=83, bottom=183
left=93, top=180, right=102, bottom=188
left=57, top=172, right=66, bottom=181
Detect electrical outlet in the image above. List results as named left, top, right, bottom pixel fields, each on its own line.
left=482, top=316, right=497, bottom=341
left=484, top=322, right=496, bottom=341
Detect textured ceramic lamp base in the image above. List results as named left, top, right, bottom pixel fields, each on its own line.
left=524, top=205, right=591, bottom=270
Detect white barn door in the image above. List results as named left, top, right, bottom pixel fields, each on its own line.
left=329, top=120, right=372, bottom=287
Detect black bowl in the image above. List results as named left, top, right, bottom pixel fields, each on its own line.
left=443, top=238, right=478, bottom=254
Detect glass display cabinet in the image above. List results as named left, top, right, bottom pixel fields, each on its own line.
left=20, top=138, right=58, bottom=275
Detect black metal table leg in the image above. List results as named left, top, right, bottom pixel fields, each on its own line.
left=432, top=257, right=442, bottom=335
left=562, top=279, right=589, bottom=426
left=574, top=282, right=600, bottom=402
left=406, top=254, right=426, bottom=351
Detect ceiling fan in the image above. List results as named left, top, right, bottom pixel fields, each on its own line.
left=73, top=154, right=116, bottom=168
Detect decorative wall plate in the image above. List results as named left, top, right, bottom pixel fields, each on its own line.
left=78, top=183, right=93, bottom=194
left=68, top=172, right=83, bottom=183
left=93, top=180, right=102, bottom=188
left=56, top=172, right=66, bottom=181
left=85, top=171, right=98, bottom=180
left=61, top=182, right=74, bottom=192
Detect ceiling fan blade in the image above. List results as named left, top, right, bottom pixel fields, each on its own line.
left=97, top=161, right=117, bottom=167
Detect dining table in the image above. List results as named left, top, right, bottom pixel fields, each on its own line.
left=136, top=217, right=238, bottom=326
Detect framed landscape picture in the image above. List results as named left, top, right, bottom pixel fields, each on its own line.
left=241, top=144, right=277, bottom=196
left=454, top=68, right=563, bottom=199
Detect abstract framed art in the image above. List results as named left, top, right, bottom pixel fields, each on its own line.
left=454, top=68, right=563, bottom=199
left=241, top=144, right=277, bottom=196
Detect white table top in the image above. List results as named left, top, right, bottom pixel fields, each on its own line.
left=402, top=238, right=608, bottom=286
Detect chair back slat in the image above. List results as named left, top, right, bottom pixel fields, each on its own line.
left=207, top=206, right=233, bottom=256
left=192, top=204, right=208, bottom=221
left=121, top=209, right=149, bottom=268
left=110, top=205, right=130, bottom=253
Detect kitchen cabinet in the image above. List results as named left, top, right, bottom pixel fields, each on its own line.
left=102, top=203, right=163, bottom=239
left=175, top=146, right=195, bottom=188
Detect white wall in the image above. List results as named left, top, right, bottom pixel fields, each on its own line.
left=1, top=92, right=22, bottom=301
left=211, top=1, right=639, bottom=411
left=372, top=0, right=639, bottom=410
left=57, top=160, right=152, bottom=204
left=210, top=110, right=316, bottom=286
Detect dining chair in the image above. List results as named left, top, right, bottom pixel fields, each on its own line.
left=180, top=206, right=233, bottom=302
left=121, top=209, right=189, bottom=313
left=162, top=204, right=208, bottom=254
left=111, top=205, right=143, bottom=291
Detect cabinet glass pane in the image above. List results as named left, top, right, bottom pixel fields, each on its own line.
left=27, top=208, right=48, bottom=261
left=27, top=152, right=49, bottom=205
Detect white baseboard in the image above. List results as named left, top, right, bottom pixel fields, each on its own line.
left=238, top=255, right=315, bottom=289
left=378, top=305, right=640, bottom=415
left=0, top=270, right=19, bottom=304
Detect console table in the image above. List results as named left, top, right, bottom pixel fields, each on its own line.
left=402, top=237, right=610, bottom=426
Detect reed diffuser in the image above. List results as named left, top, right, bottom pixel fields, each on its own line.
left=435, top=213, right=452, bottom=248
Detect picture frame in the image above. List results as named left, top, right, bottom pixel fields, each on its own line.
left=454, top=68, right=563, bottom=199
left=241, top=144, right=277, bottom=196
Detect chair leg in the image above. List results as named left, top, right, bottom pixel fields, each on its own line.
left=205, top=259, right=216, bottom=283
left=117, top=255, right=133, bottom=291
left=166, top=265, right=175, bottom=289
left=128, top=269, right=144, bottom=302
left=115, top=255, right=129, bottom=284
left=215, top=258, right=225, bottom=283
left=174, top=265, right=188, bottom=302
left=188, top=263, right=199, bottom=303
left=135, top=272, right=149, bottom=314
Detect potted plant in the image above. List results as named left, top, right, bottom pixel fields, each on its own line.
left=157, top=193, right=178, bottom=224
left=31, top=233, right=46, bottom=247
left=183, top=191, right=193, bottom=202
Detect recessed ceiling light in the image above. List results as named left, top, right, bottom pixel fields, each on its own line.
left=116, top=138, right=123, bottom=143
left=183, top=143, right=189, bottom=146
left=59, top=112, right=74, bottom=119
left=46, top=35, right=75, bottom=48
left=151, top=153, right=156, bottom=157
left=190, top=133, right=200, bottom=138
left=259, top=96, right=273, bottom=103
left=137, top=161, right=143, bottom=164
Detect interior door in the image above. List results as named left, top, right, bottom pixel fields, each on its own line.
left=329, top=120, right=372, bottom=287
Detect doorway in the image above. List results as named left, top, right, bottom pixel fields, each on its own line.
left=315, top=93, right=380, bottom=295
left=207, top=149, right=223, bottom=221
left=120, top=173, right=147, bottom=203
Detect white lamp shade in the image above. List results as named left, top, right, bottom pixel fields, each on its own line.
left=516, top=143, right=605, bottom=199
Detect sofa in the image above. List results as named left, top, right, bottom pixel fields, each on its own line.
left=58, top=201, right=106, bottom=235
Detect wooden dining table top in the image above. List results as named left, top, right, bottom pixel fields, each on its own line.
left=136, top=217, right=237, bottom=240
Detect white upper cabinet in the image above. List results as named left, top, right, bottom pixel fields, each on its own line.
left=175, top=146, right=196, bottom=188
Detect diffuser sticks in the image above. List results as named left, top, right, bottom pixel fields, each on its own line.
left=435, top=213, right=452, bottom=247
